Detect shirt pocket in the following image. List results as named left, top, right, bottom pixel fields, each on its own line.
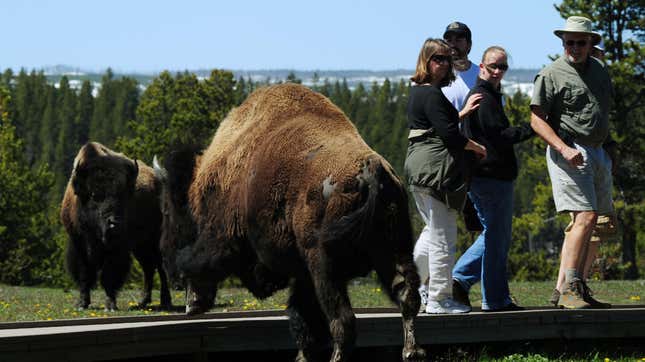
left=563, top=86, right=594, bottom=121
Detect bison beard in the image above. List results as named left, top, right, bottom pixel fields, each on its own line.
left=60, top=142, right=171, bottom=311
left=159, top=84, right=426, bottom=362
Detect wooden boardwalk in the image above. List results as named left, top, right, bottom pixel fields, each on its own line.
left=1, top=306, right=644, bottom=361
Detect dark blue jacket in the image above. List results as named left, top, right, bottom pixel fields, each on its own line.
left=462, top=78, right=534, bottom=180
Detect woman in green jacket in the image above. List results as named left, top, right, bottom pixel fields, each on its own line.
left=404, top=38, right=486, bottom=314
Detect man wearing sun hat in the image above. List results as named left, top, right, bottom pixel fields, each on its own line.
left=548, top=30, right=618, bottom=309
left=530, top=16, right=614, bottom=309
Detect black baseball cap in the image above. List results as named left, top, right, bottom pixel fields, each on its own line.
left=443, top=21, right=472, bottom=42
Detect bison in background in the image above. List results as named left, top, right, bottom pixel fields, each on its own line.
left=60, top=142, right=171, bottom=311
left=156, top=84, right=426, bottom=362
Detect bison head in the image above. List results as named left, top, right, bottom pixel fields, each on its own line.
left=71, top=148, right=138, bottom=250
left=153, top=147, right=201, bottom=289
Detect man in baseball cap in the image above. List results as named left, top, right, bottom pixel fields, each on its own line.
left=443, top=21, right=472, bottom=44
left=441, top=21, right=479, bottom=112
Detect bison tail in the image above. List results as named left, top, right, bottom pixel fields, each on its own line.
left=320, top=155, right=411, bottom=252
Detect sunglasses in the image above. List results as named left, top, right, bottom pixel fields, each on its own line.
left=565, top=40, right=588, bottom=47
left=430, top=55, right=451, bottom=64
left=485, top=63, right=509, bottom=71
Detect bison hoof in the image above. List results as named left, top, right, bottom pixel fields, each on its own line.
left=104, top=300, right=118, bottom=312
left=403, top=345, right=427, bottom=362
left=294, top=350, right=307, bottom=362
left=76, top=303, right=89, bottom=310
left=186, top=303, right=206, bottom=315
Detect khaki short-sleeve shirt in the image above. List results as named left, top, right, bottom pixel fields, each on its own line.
left=531, top=57, right=613, bottom=146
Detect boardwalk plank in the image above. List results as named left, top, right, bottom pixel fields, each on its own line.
left=0, top=307, right=643, bottom=361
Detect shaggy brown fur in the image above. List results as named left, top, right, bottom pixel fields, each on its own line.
left=166, top=84, right=425, bottom=362
left=61, top=142, right=171, bottom=311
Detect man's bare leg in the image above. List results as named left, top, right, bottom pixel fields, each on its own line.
left=557, top=211, right=596, bottom=309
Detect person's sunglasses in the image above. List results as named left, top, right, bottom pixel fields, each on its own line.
left=565, top=40, right=588, bottom=47
left=485, top=63, right=509, bottom=72
left=430, top=55, right=451, bottom=64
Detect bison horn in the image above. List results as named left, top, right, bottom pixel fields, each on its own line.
left=153, top=155, right=168, bottom=180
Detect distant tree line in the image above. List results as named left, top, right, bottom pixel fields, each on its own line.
left=0, top=0, right=641, bottom=287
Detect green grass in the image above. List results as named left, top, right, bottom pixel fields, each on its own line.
left=0, top=279, right=643, bottom=322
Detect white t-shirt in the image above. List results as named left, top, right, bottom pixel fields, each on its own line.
left=441, top=62, right=479, bottom=111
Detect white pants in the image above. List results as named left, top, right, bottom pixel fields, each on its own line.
left=412, top=191, right=458, bottom=301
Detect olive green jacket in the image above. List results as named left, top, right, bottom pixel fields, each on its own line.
left=404, top=132, right=467, bottom=211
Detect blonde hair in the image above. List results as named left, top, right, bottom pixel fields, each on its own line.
left=410, top=38, right=456, bottom=86
left=481, top=45, right=507, bottom=62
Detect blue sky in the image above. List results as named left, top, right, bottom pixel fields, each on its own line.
left=1, top=0, right=570, bottom=73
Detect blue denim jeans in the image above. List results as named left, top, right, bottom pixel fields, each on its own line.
left=452, top=177, right=513, bottom=310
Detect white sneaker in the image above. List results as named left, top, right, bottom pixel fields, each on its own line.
left=419, top=286, right=428, bottom=307
left=425, top=298, right=471, bottom=314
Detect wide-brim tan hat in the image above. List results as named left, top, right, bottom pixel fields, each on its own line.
left=554, top=16, right=601, bottom=44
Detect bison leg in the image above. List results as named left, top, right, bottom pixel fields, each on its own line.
left=287, top=279, right=332, bottom=362
left=76, top=270, right=95, bottom=310
left=100, top=251, right=132, bottom=311
left=66, top=241, right=95, bottom=310
left=374, top=260, right=426, bottom=362
left=158, top=264, right=172, bottom=310
left=177, top=235, right=234, bottom=315
left=306, top=259, right=356, bottom=362
left=185, top=278, right=217, bottom=315
left=136, top=263, right=154, bottom=308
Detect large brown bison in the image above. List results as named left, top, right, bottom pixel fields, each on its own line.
left=60, top=142, right=171, bottom=311
left=156, top=84, right=425, bottom=361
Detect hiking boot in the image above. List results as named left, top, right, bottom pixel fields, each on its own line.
left=558, top=280, right=591, bottom=309
left=581, top=281, right=611, bottom=309
left=549, top=288, right=560, bottom=307
left=452, top=279, right=471, bottom=307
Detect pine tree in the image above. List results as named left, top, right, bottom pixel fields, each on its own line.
left=13, top=70, right=49, bottom=164
left=38, top=86, right=58, bottom=167
left=1, top=68, right=13, bottom=89
left=116, top=69, right=236, bottom=163
left=89, top=68, right=115, bottom=144
left=111, top=77, right=139, bottom=141
left=234, top=76, right=248, bottom=105
left=386, top=79, right=409, bottom=174
left=350, top=83, right=369, bottom=134
left=75, top=80, right=94, bottom=145
left=52, top=76, right=79, bottom=200
left=286, top=71, right=302, bottom=84
left=0, top=85, right=58, bottom=285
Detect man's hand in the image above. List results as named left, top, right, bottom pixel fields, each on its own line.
left=561, top=146, right=583, bottom=167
